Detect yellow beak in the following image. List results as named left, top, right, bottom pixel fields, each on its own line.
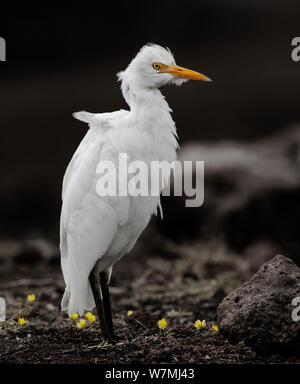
left=160, top=64, right=212, bottom=81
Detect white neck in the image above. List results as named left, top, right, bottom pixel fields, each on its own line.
left=121, top=79, right=179, bottom=161
left=121, top=77, right=166, bottom=109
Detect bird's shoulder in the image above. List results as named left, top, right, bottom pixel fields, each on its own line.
left=62, top=109, right=129, bottom=198
left=73, top=109, right=129, bottom=129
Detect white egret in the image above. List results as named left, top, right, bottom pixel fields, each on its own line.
left=60, top=43, right=211, bottom=343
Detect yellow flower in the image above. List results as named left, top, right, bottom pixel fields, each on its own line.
left=27, top=293, right=36, bottom=303
left=157, top=318, right=167, bottom=329
left=71, top=312, right=78, bottom=320
left=76, top=319, right=86, bottom=329
left=194, top=319, right=206, bottom=329
left=211, top=324, right=219, bottom=332
left=127, top=310, right=134, bottom=317
left=85, top=312, right=96, bottom=322
left=18, top=317, right=27, bottom=326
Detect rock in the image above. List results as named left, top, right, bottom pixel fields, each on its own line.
left=217, top=255, right=300, bottom=353
left=13, top=243, right=42, bottom=264
left=158, top=125, right=300, bottom=261
left=13, top=239, right=59, bottom=265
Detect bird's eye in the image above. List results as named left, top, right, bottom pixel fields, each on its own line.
left=152, top=63, right=161, bottom=70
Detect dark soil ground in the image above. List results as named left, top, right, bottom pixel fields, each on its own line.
left=0, top=230, right=299, bottom=364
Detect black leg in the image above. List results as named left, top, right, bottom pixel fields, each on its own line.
left=100, top=270, right=124, bottom=341
left=89, top=263, right=116, bottom=344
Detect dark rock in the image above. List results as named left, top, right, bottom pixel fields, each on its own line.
left=217, top=255, right=300, bottom=353
left=222, top=187, right=300, bottom=260
left=158, top=125, right=300, bottom=262
left=13, top=239, right=59, bottom=265
left=13, top=244, right=42, bottom=264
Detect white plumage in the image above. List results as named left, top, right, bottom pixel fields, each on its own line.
left=60, top=43, right=210, bottom=318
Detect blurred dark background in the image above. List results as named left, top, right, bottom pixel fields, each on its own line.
left=0, top=0, right=299, bottom=258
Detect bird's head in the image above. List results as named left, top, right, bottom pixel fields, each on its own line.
left=117, top=43, right=211, bottom=90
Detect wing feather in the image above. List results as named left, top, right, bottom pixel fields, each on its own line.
left=60, top=110, right=130, bottom=316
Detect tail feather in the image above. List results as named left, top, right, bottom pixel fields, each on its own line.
left=60, top=229, right=96, bottom=317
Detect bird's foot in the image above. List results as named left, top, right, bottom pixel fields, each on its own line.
left=112, top=334, right=126, bottom=341
left=105, top=333, right=126, bottom=345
